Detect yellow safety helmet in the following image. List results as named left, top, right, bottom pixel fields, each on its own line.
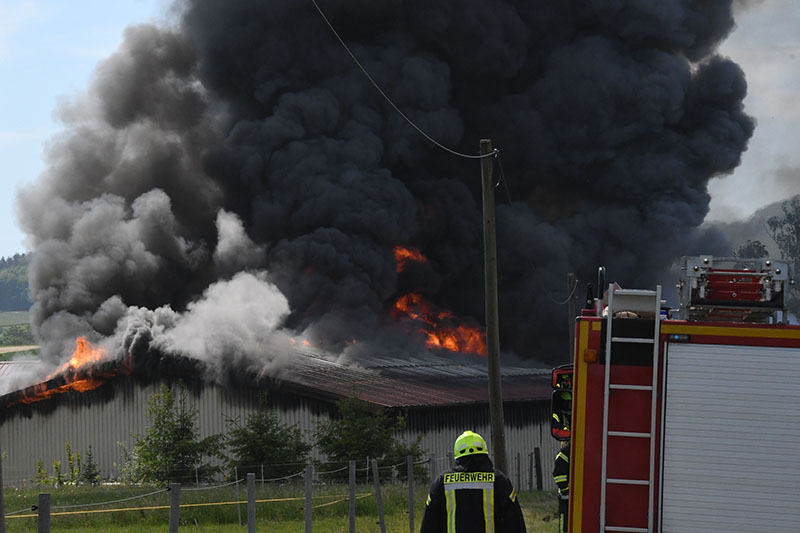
left=454, top=431, right=488, bottom=458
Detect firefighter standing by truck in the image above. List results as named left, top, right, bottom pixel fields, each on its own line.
left=420, top=430, right=526, bottom=533
left=553, top=441, right=570, bottom=532
left=551, top=365, right=572, bottom=532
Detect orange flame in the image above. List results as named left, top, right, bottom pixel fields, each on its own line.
left=17, top=378, right=105, bottom=405
left=394, top=293, right=487, bottom=355
left=394, top=246, right=427, bottom=272
left=47, top=336, right=106, bottom=380
left=12, top=337, right=112, bottom=406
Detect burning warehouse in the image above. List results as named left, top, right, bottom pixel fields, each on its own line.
left=3, top=0, right=753, bottom=496
left=0, top=343, right=556, bottom=489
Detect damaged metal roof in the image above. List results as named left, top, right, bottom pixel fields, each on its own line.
left=0, top=350, right=552, bottom=410
left=277, top=351, right=552, bottom=407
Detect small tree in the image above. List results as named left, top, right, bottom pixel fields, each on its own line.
left=35, top=459, right=49, bottom=487
left=52, top=461, right=64, bottom=487
left=226, top=406, right=311, bottom=478
left=80, top=446, right=101, bottom=485
left=315, top=397, right=424, bottom=480
left=65, top=442, right=81, bottom=484
left=315, top=397, right=396, bottom=464
left=127, top=383, right=223, bottom=484
left=387, top=434, right=428, bottom=483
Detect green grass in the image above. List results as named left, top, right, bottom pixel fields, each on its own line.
left=1, top=483, right=559, bottom=531
left=0, top=311, right=29, bottom=328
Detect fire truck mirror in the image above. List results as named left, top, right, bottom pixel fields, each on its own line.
left=551, top=390, right=572, bottom=441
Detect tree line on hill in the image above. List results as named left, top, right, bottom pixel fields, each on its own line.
left=0, top=253, right=31, bottom=311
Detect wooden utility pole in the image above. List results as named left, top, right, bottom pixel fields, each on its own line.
left=480, top=139, right=507, bottom=473
left=567, top=272, right=576, bottom=362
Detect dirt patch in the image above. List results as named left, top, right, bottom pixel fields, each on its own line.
left=0, top=345, right=38, bottom=354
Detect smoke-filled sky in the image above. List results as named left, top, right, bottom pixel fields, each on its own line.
left=0, top=0, right=790, bottom=375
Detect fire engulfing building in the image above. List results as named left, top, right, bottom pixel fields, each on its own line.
left=0, top=349, right=558, bottom=490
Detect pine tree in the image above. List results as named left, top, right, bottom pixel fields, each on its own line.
left=80, top=446, right=101, bottom=485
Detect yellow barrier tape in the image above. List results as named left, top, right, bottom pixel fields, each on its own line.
left=6, top=492, right=374, bottom=519
left=312, top=493, right=372, bottom=509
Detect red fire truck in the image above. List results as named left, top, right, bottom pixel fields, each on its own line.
left=551, top=255, right=799, bottom=533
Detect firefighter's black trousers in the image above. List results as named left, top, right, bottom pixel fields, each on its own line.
left=558, top=494, right=569, bottom=532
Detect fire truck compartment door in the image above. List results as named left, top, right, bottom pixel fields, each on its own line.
left=661, top=342, right=800, bottom=532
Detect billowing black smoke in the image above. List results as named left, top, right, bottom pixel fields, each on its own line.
left=17, top=0, right=753, bottom=375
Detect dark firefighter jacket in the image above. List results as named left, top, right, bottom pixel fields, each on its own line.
left=420, top=454, right=526, bottom=533
left=553, top=442, right=570, bottom=495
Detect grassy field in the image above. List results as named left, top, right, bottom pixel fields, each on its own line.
left=1, top=483, right=559, bottom=531
left=0, top=310, right=37, bottom=358
left=0, top=311, right=29, bottom=328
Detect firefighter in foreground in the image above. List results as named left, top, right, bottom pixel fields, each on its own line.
left=420, top=431, right=526, bottom=533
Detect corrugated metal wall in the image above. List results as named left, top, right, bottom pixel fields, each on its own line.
left=0, top=381, right=558, bottom=491
left=0, top=380, right=336, bottom=486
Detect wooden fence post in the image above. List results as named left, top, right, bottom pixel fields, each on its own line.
left=534, top=447, right=543, bottom=490
left=168, top=484, right=180, bottom=533
left=247, top=472, right=256, bottom=533
left=371, top=460, right=386, bottom=533
left=528, top=452, right=534, bottom=491
left=235, top=467, right=242, bottom=526
left=349, top=461, right=356, bottom=533
left=37, top=493, right=50, bottom=533
left=407, top=455, right=414, bottom=533
left=305, top=464, right=313, bottom=533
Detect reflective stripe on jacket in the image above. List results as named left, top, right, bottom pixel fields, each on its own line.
left=552, top=442, right=570, bottom=495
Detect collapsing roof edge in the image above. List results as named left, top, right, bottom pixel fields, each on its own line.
left=0, top=350, right=553, bottom=410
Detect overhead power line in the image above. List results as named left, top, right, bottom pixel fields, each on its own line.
left=310, top=0, right=496, bottom=160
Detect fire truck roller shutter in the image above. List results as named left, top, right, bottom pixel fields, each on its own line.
left=661, top=343, right=800, bottom=532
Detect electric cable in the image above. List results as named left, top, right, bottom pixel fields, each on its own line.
left=310, top=0, right=496, bottom=161
left=184, top=478, right=246, bottom=492
left=50, top=487, right=168, bottom=510
left=316, top=465, right=349, bottom=475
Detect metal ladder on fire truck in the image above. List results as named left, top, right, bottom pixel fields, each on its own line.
left=600, top=284, right=662, bottom=533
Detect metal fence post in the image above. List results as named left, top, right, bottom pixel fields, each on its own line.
left=516, top=452, right=521, bottom=490
left=371, top=460, right=386, bottom=533
left=407, top=455, right=414, bottom=533
left=349, top=460, right=356, bottom=533
left=37, top=493, right=50, bottom=533
left=247, top=472, right=256, bottom=533
left=305, top=464, right=313, bottom=533
left=168, top=484, right=180, bottom=533
left=430, top=452, right=436, bottom=483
